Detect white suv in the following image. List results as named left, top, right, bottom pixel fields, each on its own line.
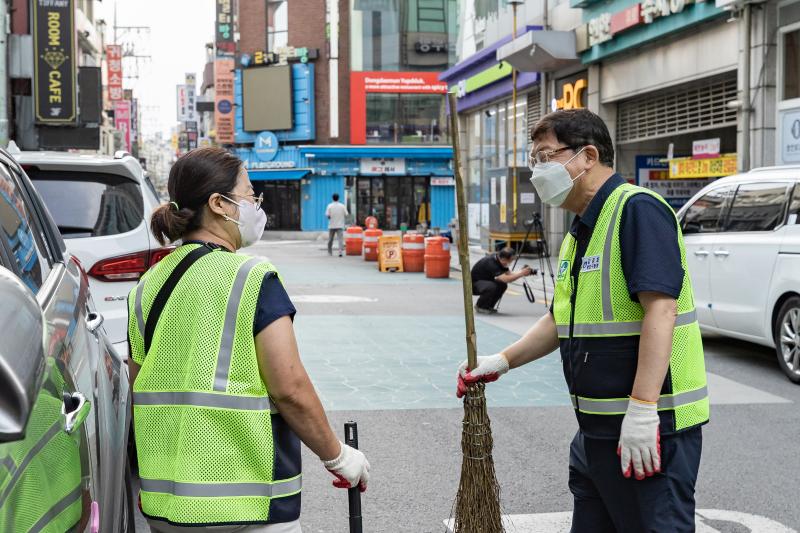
left=10, top=147, right=170, bottom=359
left=677, top=166, right=800, bottom=383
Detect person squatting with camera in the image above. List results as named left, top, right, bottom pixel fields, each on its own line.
left=470, top=247, right=534, bottom=314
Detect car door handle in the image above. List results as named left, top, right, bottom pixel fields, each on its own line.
left=713, top=250, right=730, bottom=257
left=693, top=250, right=710, bottom=256
left=62, top=392, right=91, bottom=434
left=86, top=312, right=104, bottom=334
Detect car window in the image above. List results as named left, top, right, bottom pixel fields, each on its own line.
left=723, top=182, right=791, bottom=232
left=681, top=186, right=733, bottom=234
left=788, top=183, right=800, bottom=225
left=28, top=170, right=144, bottom=238
left=0, top=165, right=50, bottom=292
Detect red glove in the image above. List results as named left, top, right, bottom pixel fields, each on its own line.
left=455, top=353, right=510, bottom=398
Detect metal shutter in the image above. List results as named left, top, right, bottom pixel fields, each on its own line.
left=527, top=86, right=542, bottom=128
left=616, top=72, right=738, bottom=144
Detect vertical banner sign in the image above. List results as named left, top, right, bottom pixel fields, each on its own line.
left=185, top=73, right=197, bottom=122
left=114, top=100, right=132, bottom=152
left=33, top=0, right=77, bottom=124
left=106, top=44, right=123, bottom=103
left=176, top=85, right=188, bottom=122
left=215, top=0, right=235, bottom=56
left=130, top=98, right=139, bottom=149
left=214, top=59, right=235, bottom=144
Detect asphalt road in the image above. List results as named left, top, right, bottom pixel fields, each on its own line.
left=135, top=238, right=799, bottom=533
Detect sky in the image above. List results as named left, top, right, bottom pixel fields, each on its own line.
left=97, top=0, right=216, bottom=138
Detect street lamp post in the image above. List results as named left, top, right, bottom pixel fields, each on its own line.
left=508, top=0, right=523, bottom=227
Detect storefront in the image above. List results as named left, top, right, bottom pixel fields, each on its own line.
left=579, top=0, right=737, bottom=209
left=440, top=27, right=543, bottom=247
left=299, top=146, right=454, bottom=231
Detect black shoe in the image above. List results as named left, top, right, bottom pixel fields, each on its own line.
left=475, top=306, right=494, bottom=315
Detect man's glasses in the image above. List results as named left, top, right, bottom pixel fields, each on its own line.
left=528, top=145, right=577, bottom=167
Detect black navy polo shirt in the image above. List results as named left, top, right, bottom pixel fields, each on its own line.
left=552, top=174, right=684, bottom=437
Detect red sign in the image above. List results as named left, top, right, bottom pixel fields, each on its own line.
left=610, top=4, right=642, bottom=35
left=350, top=71, right=448, bottom=145
left=106, top=45, right=123, bottom=103
left=114, top=100, right=132, bottom=151
left=214, top=59, right=235, bottom=144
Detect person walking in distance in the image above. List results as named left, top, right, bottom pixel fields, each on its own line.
left=326, top=193, right=348, bottom=257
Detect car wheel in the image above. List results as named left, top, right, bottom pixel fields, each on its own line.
left=775, top=296, right=800, bottom=384
left=122, top=459, right=136, bottom=533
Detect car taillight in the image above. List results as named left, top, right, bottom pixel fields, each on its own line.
left=88, top=247, right=176, bottom=282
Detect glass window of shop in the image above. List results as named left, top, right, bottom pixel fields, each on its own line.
left=351, top=0, right=459, bottom=71
left=462, top=95, right=529, bottom=203
left=267, top=0, right=289, bottom=51
left=365, top=93, right=447, bottom=144
left=783, top=27, right=800, bottom=101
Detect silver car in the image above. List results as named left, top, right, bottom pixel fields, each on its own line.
left=0, top=148, right=133, bottom=532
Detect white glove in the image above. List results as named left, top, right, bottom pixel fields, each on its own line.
left=456, top=353, right=510, bottom=398
left=322, top=441, right=370, bottom=492
left=618, top=397, right=661, bottom=480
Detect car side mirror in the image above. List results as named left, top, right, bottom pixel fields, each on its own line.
left=682, top=222, right=701, bottom=234
left=0, top=265, right=46, bottom=442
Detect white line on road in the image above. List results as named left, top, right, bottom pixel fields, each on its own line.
left=444, top=509, right=797, bottom=532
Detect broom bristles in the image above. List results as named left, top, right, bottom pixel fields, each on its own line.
left=451, top=383, right=504, bottom=533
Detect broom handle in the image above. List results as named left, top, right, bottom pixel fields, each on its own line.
left=448, top=92, right=478, bottom=371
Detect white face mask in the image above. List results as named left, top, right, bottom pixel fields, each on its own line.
left=529, top=147, right=587, bottom=207
left=221, top=195, right=267, bottom=248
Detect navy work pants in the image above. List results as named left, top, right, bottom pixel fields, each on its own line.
left=569, top=427, right=702, bottom=533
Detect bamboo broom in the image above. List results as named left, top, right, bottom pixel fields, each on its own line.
left=448, top=91, right=504, bottom=533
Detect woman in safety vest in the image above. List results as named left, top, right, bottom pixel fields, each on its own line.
left=128, top=147, right=369, bottom=532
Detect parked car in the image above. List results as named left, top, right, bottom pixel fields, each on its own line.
left=9, top=144, right=170, bottom=359
left=0, top=147, right=133, bottom=531
left=676, top=166, right=800, bottom=383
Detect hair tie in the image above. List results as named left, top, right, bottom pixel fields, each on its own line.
left=170, top=201, right=179, bottom=211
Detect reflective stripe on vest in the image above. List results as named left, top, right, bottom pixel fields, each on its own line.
left=570, top=386, right=708, bottom=415
left=140, top=475, right=302, bottom=498
left=134, top=391, right=279, bottom=414
left=28, top=486, right=82, bottom=533
left=134, top=280, right=145, bottom=338
left=0, top=420, right=61, bottom=507
left=556, top=309, right=698, bottom=337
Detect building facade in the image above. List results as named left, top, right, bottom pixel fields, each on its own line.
left=218, top=0, right=459, bottom=231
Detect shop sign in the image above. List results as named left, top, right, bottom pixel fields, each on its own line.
left=636, top=155, right=708, bottom=208
left=692, top=138, right=720, bottom=159
left=185, top=73, right=197, bottom=122
left=215, top=0, right=235, bottom=56
left=249, top=47, right=314, bottom=67
left=114, top=100, right=132, bottom=152
left=214, top=58, right=235, bottom=144
left=176, top=85, right=188, bottom=122
left=415, top=40, right=448, bottom=54
left=588, top=13, right=612, bottom=46
left=33, top=0, right=77, bottom=124
left=359, top=158, right=406, bottom=175
left=669, top=154, right=737, bottom=179
left=779, top=109, right=800, bottom=163
left=361, top=74, right=447, bottom=94
left=586, top=0, right=692, bottom=49
left=247, top=160, right=297, bottom=169
left=106, top=45, right=123, bottom=103
left=431, top=177, right=455, bottom=186
left=254, top=131, right=279, bottom=162
left=553, top=74, right=588, bottom=111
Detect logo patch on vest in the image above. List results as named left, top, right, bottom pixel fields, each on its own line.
left=581, top=255, right=601, bottom=273
left=557, top=260, right=570, bottom=281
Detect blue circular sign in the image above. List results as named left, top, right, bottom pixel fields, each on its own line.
left=217, top=99, right=232, bottom=114
left=254, top=131, right=279, bottom=162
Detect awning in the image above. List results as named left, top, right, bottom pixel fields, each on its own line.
left=496, top=30, right=579, bottom=73
left=248, top=168, right=312, bottom=181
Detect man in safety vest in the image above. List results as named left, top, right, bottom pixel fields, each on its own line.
left=456, top=109, right=708, bottom=532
